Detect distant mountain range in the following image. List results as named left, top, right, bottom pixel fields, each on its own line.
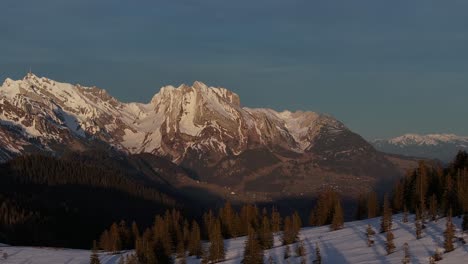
left=0, top=73, right=417, bottom=201
left=372, top=134, right=468, bottom=162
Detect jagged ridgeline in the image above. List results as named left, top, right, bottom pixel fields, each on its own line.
left=0, top=73, right=414, bottom=200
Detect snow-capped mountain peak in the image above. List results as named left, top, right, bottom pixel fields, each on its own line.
left=387, top=133, right=468, bottom=146
left=372, top=133, right=468, bottom=162
left=0, top=74, right=366, bottom=167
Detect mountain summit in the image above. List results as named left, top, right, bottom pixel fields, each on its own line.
left=373, top=133, right=468, bottom=162
left=0, top=74, right=413, bottom=199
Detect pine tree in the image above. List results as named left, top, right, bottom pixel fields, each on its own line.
left=297, top=240, right=306, bottom=257
left=220, top=202, right=235, bottom=238
left=176, top=238, right=186, bottom=262
left=259, top=215, right=273, bottom=249
left=271, top=207, right=282, bottom=232
left=110, top=222, right=122, bottom=252
left=416, top=161, right=429, bottom=215
left=242, top=226, right=264, bottom=264
left=188, top=220, right=202, bottom=257
left=330, top=199, right=344, bottom=231
left=183, top=219, right=190, bottom=246
left=292, top=211, right=302, bottom=241
left=401, top=242, right=410, bottom=264
left=366, top=224, right=375, bottom=247
left=282, top=216, right=293, bottom=245
left=415, top=219, right=422, bottom=239
left=118, top=220, right=131, bottom=249
left=208, top=219, right=225, bottom=262
left=99, top=230, right=110, bottom=251
left=282, top=214, right=300, bottom=245
left=90, top=240, right=101, bottom=264
left=444, top=209, right=455, bottom=253
left=380, top=194, right=392, bottom=233
left=402, top=205, right=408, bottom=223
left=385, top=230, right=395, bottom=255
left=432, top=248, right=443, bottom=261
left=315, top=243, right=321, bottom=264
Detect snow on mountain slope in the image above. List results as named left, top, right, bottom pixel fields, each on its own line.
left=0, top=74, right=409, bottom=197
left=387, top=134, right=468, bottom=146
left=1, top=214, right=466, bottom=263
left=373, top=134, right=468, bottom=162
left=0, top=73, right=346, bottom=163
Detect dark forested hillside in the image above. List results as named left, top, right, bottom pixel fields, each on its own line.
left=0, top=155, right=184, bottom=248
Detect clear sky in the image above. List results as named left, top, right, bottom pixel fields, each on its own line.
left=1, top=0, right=467, bottom=139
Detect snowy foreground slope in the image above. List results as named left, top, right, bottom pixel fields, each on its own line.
left=0, top=214, right=467, bottom=264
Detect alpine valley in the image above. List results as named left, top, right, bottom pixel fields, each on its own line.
left=0, top=73, right=418, bottom=204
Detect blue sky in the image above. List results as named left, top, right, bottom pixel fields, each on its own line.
left=1, top=0, right=467, bottom=139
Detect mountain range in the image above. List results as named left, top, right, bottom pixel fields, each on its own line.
left=0, top=73, right=418, bottom=201
left=372, top=134, right=468, bottom=163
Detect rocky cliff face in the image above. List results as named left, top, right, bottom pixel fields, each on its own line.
left=0, top=74, right=412, bottom=198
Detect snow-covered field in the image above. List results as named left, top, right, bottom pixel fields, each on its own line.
left=0, top=214, right=467, bottom=263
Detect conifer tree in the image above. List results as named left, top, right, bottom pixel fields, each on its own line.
left=183, top=219, right=190, bottom=246
left=292, top=211, right=302, bottom=240
left=403, top=205, right=408, bottom=223
left=203, top=210, right=215, bottom=238
left=282, top=216, right=293, bottom=245
left=208, top=219, right=225, bottom=262
left=416, top=161, right=429, bottom=215
left=259, top=215, right=274, bottom=249
left=297, top=240, right=306, bottom=257
left=432, top=248, right=443, bottom=261
left=220, top=202, right=235, bottom=238
left=118, top=220, right=131, bottom=249
left=201, top=248, right=209, bottom=264
left=271, top=207, right=282, bottom=232
left=90, top=240, right=101, bottom=264
left=380, top=194, right=392, bottom=233
left=415, top=219, right=422, bottom=239
left=282, top=214, right=300, bottom=245
left=242, top=226, right=264, bottom=264
left=110, top=222, right=122, bottom=252
left=188, top=220, right=202, bottom=257
left=401, top=242, right=410, bottom=264
left=385, top=230, right=396, bottom=255
left=315, top=243, right=321, bottom=264
left=153, top=215, right=173, bottom=258
left=366, top=224, right=375, bottom=247
left=444, top=209, right=455, bottom=252
left=330, top=199, right=344, bottom=231
left=176, top=238, right=186, bottom=262
left=99, top=230, right=110, bottom=251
